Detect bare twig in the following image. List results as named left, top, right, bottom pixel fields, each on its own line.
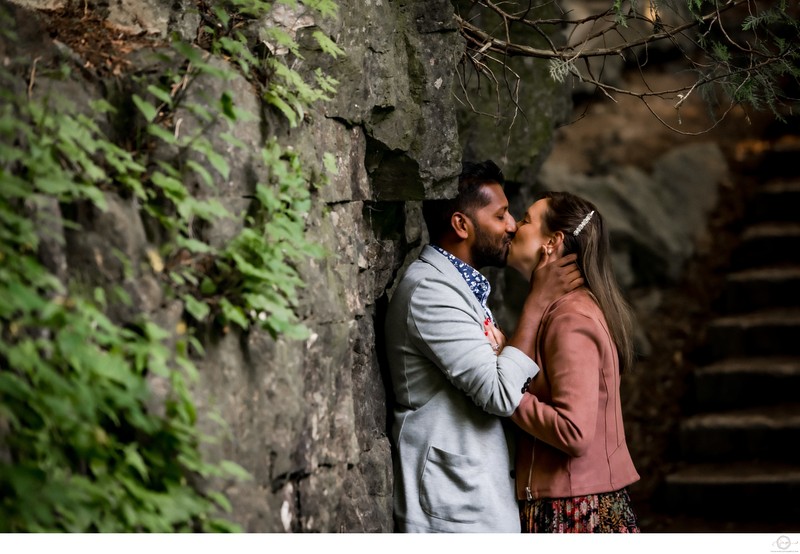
left=456, top=1, right=797, bottom=133
left=27, top=57, right=41, bottom=100
left=455, top=0, right=748, bottom=59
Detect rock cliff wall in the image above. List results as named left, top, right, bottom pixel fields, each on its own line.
left=3, top=0, right=732, bottom=532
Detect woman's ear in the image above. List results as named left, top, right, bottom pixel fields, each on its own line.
left=550, top=231, right=565, bottom=256
left=451, top=212, right=471, bottom=240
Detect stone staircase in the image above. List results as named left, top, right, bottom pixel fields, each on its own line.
left=655, top=168, right=800, bottom=531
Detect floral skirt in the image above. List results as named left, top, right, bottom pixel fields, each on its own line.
left=520, top=488, right=640, bottom=533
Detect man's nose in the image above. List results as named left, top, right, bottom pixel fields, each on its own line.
left=507, top=214, right=518, bottom=233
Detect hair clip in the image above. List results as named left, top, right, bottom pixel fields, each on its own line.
left=573, top=210, right=594, bottom=236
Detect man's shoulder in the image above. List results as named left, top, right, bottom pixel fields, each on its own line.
left=386, top=251, right=460, bottom=324
left=397, top=246, right=446, bottom=283
left=395, top=259, right=449, bottom=298
left=392, top=253, right=464, bottom=307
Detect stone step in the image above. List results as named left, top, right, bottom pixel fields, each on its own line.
left=692, top=357, right=800, bottom=411
left=660, top=461, right=800, bottom=521
left=749, top=180, right=800, bottom=223
left=706, top=309, right=800, bottom=359
left=722, top=266, right=800, bottom=313
left=731, top=223, right=800, bottom=268
left=752, top=137, right=800, bottom=179
left=678, top=404, right=800, bottom=461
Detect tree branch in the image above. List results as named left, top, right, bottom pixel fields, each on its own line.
left=455, top=0, right=749, bottom=59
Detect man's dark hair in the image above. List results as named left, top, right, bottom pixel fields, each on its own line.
left=422, top=160, right=505, bottom=244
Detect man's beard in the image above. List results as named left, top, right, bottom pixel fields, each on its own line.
left=471, top=223, right=512, bottom=269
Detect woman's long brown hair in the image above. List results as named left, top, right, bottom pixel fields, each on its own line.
left=542, top=191, right=636, bottom=373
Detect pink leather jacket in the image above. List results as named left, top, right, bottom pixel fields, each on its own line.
left=511, top=289, right=639, bottom=500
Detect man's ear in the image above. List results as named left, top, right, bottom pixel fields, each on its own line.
left=451, top=212, right=471, bottom=240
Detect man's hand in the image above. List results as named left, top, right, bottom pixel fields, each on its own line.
left=528, top=247, right=583, bottom=307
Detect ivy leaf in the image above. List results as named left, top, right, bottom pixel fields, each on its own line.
left=312, top=30, right=345, bottom=58
left=207, top=491, right=233, bottom=513
left=200, top=276, right=217, bottom=295
left=132, top=94, right=158, bottom=123
left=124, top=445, right=149, bottom=481
left=218, top=460, right=253, bottom=481
left=263, top=91, right=298, bottom=127
left=186, top=159, right=215, bottom=189
left=145, top=123, right=177, bottom=145
left=183, top=294, right=210, bottom=322
left=219, top=91, right=236, bottom=122
left=175, top=236, right=215, bottom=254
left=150, top=170, right=187, bottom=202
left=0, top=371, right=33, bottom=404
left=146, top=84, right=174, bottom=108
left=212, top=5, right=230, bottom=28
left=219, top=298, right=248, bottom=329
left=191, top=140, right=230, bottom=180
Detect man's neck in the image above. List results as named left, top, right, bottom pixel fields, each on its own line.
left=434, top=241, right=475, bottom=268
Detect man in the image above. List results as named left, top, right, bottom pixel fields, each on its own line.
left=384, top=160, right=582, bottom=532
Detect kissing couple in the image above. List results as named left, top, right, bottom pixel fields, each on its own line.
left=385, top=160, right=640, bottom=533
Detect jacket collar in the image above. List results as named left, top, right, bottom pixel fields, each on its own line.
left=419, top=244, right=493, bottom=321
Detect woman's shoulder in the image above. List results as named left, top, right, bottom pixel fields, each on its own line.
left=541, top=290, right=609, bottom=344
left=547, top=288, right=603, bottom=319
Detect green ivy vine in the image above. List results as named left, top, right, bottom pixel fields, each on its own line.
left=0, top=0, right=341, bottom=532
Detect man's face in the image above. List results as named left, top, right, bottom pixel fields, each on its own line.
left=466, top=183, right=517, bottom=268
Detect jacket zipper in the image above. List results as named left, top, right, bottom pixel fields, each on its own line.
left=525, top=438, right=535, bottom=501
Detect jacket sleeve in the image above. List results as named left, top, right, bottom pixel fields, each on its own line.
left=511, top=310, right=603, bottom=457
left=408, top=276, right=538, bottom=417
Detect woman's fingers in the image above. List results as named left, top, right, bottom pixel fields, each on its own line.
left=483, top=319, right=506, bottom=353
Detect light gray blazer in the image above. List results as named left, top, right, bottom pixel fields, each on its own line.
left=385, top=245, right=539, bottom=532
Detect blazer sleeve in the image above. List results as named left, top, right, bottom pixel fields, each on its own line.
left=511, top=310, right=603, bottom=457
left=407, top=275, right=538, bottom=417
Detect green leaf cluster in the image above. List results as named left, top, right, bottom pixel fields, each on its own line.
left=213, top=141, right=325, bottom=339
left=129, top=46, right=329, bottom=338
left=197, top=0, right=343, bottom=127
left=0, top=80, right=245, bottom=532
left=607, top=1, right=799, bottom=120
left=1, top=0, right=343, bottom=531
left=695, top=2, right=799, bottom=121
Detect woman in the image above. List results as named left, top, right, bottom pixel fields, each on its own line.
left=488, top=191, right=640, bottom=533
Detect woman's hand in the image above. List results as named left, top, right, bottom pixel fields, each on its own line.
left=484, top=318, right=506, bottom=355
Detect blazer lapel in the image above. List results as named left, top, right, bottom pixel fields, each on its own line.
left=419, top=245, right=486, bottom=319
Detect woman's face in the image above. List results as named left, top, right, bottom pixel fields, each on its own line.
left=507, top=198, right=553, bottom=277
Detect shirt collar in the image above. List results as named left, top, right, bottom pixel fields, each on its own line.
left=431, top=245, right=495, bottom=324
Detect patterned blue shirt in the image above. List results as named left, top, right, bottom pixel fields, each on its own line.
left=431, top=245, right=496, bottom=325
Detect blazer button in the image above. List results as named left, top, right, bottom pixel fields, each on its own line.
left=509, top=470, right=516, bottom=479
left=521, top=377, right=532, bottom=394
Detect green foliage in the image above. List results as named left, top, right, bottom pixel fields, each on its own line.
left=0, top=81, right=244, bottom=532
left=611, top=1, right=799, bottom=121
left=687, top=0, right=706, bottom=15
left=1, top=0, right=342, bottom=532
left=612, top=0, right=630, bottom=27
left=210, top=141, right=325, bottom=339
left=197, top=0, right=343, bottom=127
left=697, top=2, right=799, bottom=121
left=130, top=54, right=333, bottom=338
